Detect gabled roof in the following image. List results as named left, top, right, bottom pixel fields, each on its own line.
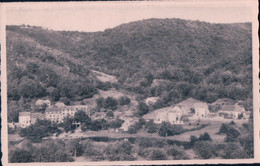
left=19, top=112, right=31, bottom=116
left=222, top=105, right=235, bottom=111
left=221, top=104, right=245, bottom=112
left=45, top=107, right=63, bottom=113
left=31, top=113, right=44, bottom=119
left=194, top=103, right=208, bottom=108
left=178, top=97, right=204, bottom=106
left=177, top=97, right=208, bottom=110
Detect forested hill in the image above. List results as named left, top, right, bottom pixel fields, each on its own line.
left=7, top=18, right=252, bottom=109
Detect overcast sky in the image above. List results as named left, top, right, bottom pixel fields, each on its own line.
left=6, top=2, right=252, bottom=32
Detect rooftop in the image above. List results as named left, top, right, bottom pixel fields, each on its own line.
left=19, top=112, right=31, bottom=116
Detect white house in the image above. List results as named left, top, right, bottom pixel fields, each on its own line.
left=218, top=103, right=248, bottom=119
left=143, top=105, right=184, bottom=124
left=8, top=122, right=19, bottom=129
left=19, top=112, right=45, bottom=128
left=19, top=112, right=31, bottom=128
left=45, top=105, right=90, bottom=123
left=166, top=106, right=183, bottom=124
left=194, top=103, right=209, bottom=118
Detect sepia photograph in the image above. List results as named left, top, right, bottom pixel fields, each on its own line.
left=1, top=1, right=259, bottom=165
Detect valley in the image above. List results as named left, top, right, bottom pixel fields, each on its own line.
left=7, top=18, right=253, bottom=162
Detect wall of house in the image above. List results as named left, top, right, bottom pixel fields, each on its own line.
left=195, top=108, right=208, bottom=117
left=168, top=113, right=180, bottom=124
left=45, top=111, right=61, bottom=123
left=19, top=115, right=31, bottom=128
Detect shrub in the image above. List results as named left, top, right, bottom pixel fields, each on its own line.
left=96, top=81, right=112, bottom=91
left=106, top=111, right=114, bottom=118
left=153, top=139, right=167, bottom=148
left=167, top=145, right=190, bottom=160
left=119, top=96, right=131, bottom=106
left=128, top=120, right=144, bottom=134
left=8, top=127, right=16, bottom=134
left=138, top=138, right=153, bottom=148
left=19, top=119, right=59, bottom=142
left=104, top=97, right=118, bottom=110
left=137, top=102, right=150, bottom=116
left=239, top=134, right=254, bottom=158
left=189, top=135, right=198, bottom=148
left=158, top=122, right=184, bottom=137
left=149, top=149, right=167, bottom=160
left=128, top=126, right=139, bottom=134
left=218, top=123, right=229, bottom=134
left=225, top=128, right=240, bottom=142
left=199, top=132, right=212, bottom=141
left=108, top=118, right=124, bottom=129
left=105, top=141, right=135, bottom=161
left=145, top=120, right=158, bottom=133
left=9, top=149, right=33, bottom=163
left=193, top=141, right=216, bottom=159
left=96, top=97, right=105, bottom=109
left=222, top=143, right=249, bottom=159
left=138, top=149, right=152, bottom=158
left=158, top=122, right=173, bottom=137
left=89, top=120, right=102, bottom=131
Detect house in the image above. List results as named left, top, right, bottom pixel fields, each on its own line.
left=45, top=105, right=91, bottom=123
left=218, top=103, right=247, bottom=119
left=167, top=106, right=183, bottom=124
left=143, top=105, right=184, bottom=124
left=143, top=98, right=210, bottom=124
left=19, top=112, right=45, bottom=128
left=177, top=98, right=208, bottom=115
left=194, top=103, right=209, bottom=117
left=19, top=112, right=32, bottom=128
left=45, top=107, right=64, bottom=123
left=8, top=122, right=19, bottom=129
left=16, top=105, right=90, bottom=128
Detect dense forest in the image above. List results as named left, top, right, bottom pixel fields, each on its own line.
left=6, top=18, right=252, bottom=122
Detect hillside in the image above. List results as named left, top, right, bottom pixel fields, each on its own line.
left=74, top=19, right=252, bottom=106
left=7, top=18, right=252, bottom=121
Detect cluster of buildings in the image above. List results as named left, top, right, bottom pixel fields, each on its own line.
left=143, top=98, right=209, bottom=125
left=8, top=99, right=90, bottom=128
left=217, top=104, right=250, bottom=119
left=8, top=98, right=250, bottom=131
left=143, top=98, right=249, bottom=125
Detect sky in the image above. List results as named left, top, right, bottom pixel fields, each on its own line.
left=6, top=2, right=253, bottom=32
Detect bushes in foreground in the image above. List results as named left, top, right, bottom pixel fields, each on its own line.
left=19, top=119, right=60, bottom=142
left=9, top=140, right=74, bottom=163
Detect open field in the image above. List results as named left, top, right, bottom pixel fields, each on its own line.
left=91, top=70, right=118, bottom=83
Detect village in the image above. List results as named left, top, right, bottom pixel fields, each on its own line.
left=8, top=96, right=250, bottom=134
